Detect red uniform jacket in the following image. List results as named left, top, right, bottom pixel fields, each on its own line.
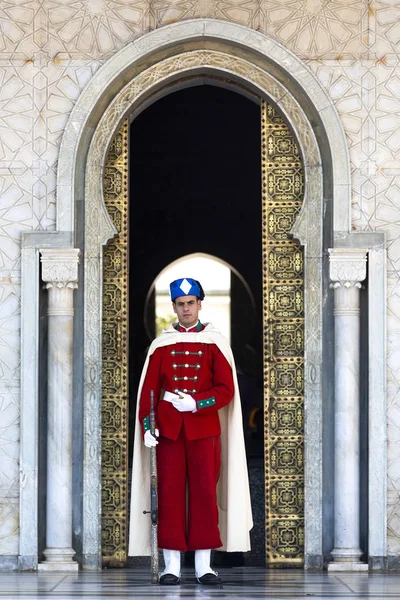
left=139, top=324, right=234, bottom=441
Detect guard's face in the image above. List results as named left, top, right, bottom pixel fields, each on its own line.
left=173, top=295, right=202, bottom=328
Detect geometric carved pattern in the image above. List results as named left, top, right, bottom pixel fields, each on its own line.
left=101, top=120, right=129, bottom=566
left=264, top=0, right=366, bottom=60
left=269, top=518, right=304, bottom=561
left=268, top=284, right=303, bottom=319
left=262, top=100, right=304, bottom=565
left=46, top=1, right=147, bottom=58
left=268, top=209, right=303, bottom=241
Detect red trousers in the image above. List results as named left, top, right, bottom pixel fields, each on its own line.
left=157, top=427, right=222, bottom=551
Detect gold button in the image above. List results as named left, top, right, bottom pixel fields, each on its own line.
left=198, top=351, right=203, bottom=356
left=183, top=388, right=188, bottom=393
left=185, top=351, right=189, bottom=355
left=185, top=363, right=189, bottom=368
left=184, top=376, right=188, bottom=381
left=173, top=376, right=178, bottom=381
left=194, top=376, right=198, bottom=381
left=171, top=350, right=176, bottom=356
left=172, top=363, right=177, bottom=369
left=195, top=364, right=201, bottom=370
left=192, top=389, right=196, bottom=393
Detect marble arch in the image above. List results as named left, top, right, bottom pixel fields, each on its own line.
left=20, top=19, right=386, bottom=571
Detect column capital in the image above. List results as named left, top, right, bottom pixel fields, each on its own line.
left=40, top=249, right=80, bottom=317
left=40, top=248, right=80, bottom=285
left=328, top=248, right=368, bottom=287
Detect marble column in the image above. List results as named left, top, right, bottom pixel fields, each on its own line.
left=327, top=248, right=368, bottom=571
left=38, top=249, right=80, bottom=571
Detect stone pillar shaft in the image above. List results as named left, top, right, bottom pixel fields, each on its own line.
left=328, top=248, right=368, bottom=571
left=39, top=249, right=80, bottom=571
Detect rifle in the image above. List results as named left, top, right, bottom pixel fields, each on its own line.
left=143, top=390, right=158, bottom=584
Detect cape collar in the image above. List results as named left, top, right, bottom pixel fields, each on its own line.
left=147, top=322, right=234, bottom=367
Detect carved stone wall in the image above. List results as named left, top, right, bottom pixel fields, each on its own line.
left=0, top=9, right=393, bottom=567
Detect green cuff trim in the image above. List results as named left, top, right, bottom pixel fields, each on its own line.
left=143, top=416, right=150, bottom=432
left=197, top=396, right=216, bottom=409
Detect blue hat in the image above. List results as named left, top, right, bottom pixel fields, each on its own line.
left=170, top=278, right=205, bottom=301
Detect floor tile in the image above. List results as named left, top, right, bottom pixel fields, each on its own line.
left=1, top=568, right=400, bottom=599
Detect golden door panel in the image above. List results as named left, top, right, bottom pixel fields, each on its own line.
left=262, top=100, right=305, bottom=566
left=102, top=120, right=129, bottom=566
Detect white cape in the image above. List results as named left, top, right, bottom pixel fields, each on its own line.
left=128, top=323, right=253, bottom=556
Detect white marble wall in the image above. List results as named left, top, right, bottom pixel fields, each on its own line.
left=302, top=6, right=400, bottom=555
left=0, top=281, right=19, bottom=555
left=1, top=0, right=400, bottom=557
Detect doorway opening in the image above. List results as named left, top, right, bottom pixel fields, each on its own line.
left=128, top=84, right=264, bottom=564
left=102, top=82, right=306, bottom=568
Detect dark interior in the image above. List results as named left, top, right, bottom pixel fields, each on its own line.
left=129, top=84, right=264, bottom=564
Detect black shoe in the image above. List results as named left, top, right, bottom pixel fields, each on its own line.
left=159, top=573, right=181, bottom=585
left=196, top=572, right=222, bottom=585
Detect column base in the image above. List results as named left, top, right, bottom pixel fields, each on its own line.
left=327, top=562, right=368, bottom=572
left=38, top=547, right=79, bottom=572
left=330, top=547, right=363, bottom=562
left=328, top=547, right=367, bottom=571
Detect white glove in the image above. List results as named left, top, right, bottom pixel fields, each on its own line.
left=171, top=392, right=197, bottom=413
left=144, top=428, right=159, bottom=447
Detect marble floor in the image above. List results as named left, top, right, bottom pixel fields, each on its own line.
left=1, top=568, right=400, bottom=599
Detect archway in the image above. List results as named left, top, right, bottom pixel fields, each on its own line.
left=85, top=40, right=325, bottom=570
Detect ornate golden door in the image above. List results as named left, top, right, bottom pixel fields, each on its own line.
left=261, top=100, right=304, bottom=566
left=101, top=121, right=129, bottom=566
left=101, top=100, right=305, bottom=567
